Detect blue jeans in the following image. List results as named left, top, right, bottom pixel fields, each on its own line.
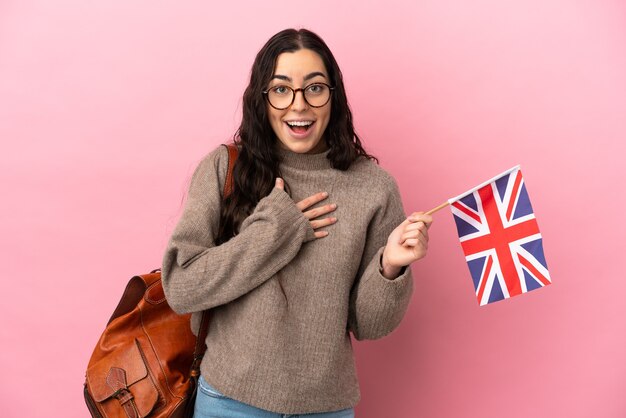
left=194, top=375, right=355, bottom=418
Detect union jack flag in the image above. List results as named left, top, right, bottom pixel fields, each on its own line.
left=450, top=166, right=551, bottom=305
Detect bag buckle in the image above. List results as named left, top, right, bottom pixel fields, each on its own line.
left=106, top=367, right=139, bottom=418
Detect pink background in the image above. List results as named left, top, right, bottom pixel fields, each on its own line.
left=1, top=1, right=625, bottom=417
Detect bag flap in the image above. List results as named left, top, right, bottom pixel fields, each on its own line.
left=86, top=339, right=150, bottom=402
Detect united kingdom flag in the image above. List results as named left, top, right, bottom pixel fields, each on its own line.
left=450, top=166, right=551, bottom=306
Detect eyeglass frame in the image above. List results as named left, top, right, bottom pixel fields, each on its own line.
left=262, top=82, right=335, bottom=110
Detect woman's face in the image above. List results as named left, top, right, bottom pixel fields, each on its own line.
left=266, top=48, right=331, bottom=154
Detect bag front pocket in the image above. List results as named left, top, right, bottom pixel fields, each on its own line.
left=86, top=339, right=159, bottom=417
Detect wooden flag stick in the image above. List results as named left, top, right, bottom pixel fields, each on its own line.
left=425, top=201, right=450, bottom=215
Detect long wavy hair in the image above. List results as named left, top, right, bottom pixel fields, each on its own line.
left=216, top=28, right=377, bottom=244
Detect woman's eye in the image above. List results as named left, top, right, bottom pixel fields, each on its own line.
left=272, top=86, right=290, bottom=95
left=306, top=84, right=324, bottom=94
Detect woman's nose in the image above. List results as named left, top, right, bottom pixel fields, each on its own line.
left=290, top=89, right=309, bottom=111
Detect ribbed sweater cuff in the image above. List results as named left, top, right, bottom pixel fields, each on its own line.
left=371, top=246, right=412, bottom=288
left=258, top=187, right=316, bottom=243
left=353, top=246, right=414, bottom=339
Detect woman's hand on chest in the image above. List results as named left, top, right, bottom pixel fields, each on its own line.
left=276, top=177, right=338, bottom=239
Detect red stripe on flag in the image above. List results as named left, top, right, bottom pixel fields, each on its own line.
left=518, top=254, right=551, bottom=286
left=478, top=185, right=522, bottom=297
left=476, top=255, right=493, bottom=303
left=452, top=201, right=482, bottom=223
left=460, top=218, right=540, bottom=255
left=505, top=171, right=523, bottom=222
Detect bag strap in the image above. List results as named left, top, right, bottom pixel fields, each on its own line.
left=190, top=142, right=239, bottom=377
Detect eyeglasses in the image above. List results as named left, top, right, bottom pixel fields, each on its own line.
left=262, top=82, right=334, bottom=110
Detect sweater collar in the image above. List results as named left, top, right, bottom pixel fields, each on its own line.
left=277, top=146, right=332, bottom=171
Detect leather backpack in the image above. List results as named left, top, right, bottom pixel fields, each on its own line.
left=84, top=144, right=238, bottom=418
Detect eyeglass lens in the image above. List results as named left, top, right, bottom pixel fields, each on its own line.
left=266, top=84, right=331, bottom=109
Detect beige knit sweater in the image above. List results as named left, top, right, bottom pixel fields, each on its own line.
left=161, top=144, right=414, bottom=414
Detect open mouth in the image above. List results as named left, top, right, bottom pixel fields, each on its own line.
left=285, top=120, right=315, bottom=135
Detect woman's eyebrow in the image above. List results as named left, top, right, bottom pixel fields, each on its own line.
left=304, top=72, right=327, bottom=81
left=271, top=72, right=327, bottom=82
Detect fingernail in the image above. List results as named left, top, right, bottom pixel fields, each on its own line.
left=323, top=192, right=328, bottom=197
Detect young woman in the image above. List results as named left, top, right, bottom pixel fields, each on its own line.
left=162, top=28, right=433, bottom=418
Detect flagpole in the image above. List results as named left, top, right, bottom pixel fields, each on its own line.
left=425, top=201, right=449, bottom=215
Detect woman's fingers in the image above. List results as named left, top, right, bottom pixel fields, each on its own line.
left=383, top=211, right=434, bottom=266
left=402, top=225, right=429, bottom=246
left=278, top=180, right=330, bottom=214
left=402, top=238, right=428, bottom=250
left=292, top=189, right=338, bottom=239
left=400, top=230, right=428, bottom=246
left=310, top=216, right=337, bottom=229
left=404, top=220, right=430, bottom=234
left=399, top=212, right=433, bottom=246
left=296, top=191, right=329, bottom=212
left=314, top=230, right=330, bottom=239
left=308, top=207, right=337, bottom=239
left=400, top=223, right=429, bottom=243
left=404, top=212, right=433, bottom=241
left=303, top=203, right=337, bottom=221
left=407, top=212, right=433, bottom=229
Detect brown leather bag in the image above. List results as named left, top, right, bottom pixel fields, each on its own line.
left=84, top=144, right=238, bottom=418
